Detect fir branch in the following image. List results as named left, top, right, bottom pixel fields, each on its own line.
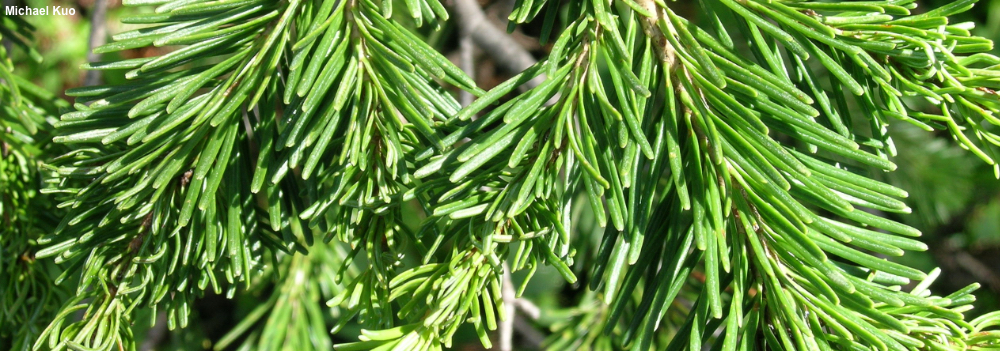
left=0, top=15, right=71, bottom=351
left=14, top=0, right=1000, bottom=350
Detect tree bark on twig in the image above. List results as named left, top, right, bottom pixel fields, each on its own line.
left=497, top=263, right=546, bottom=350
left=84, top=0, right=108, bottom=87
left=139, top=311, right=169, bottom=351
left=450, top=0, right=545, bottom=90
left=458, top=34, right=475, bottom=107
left=500, top=264, right=516, bottom=351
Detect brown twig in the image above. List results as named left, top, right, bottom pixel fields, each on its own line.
left=636, top=0, right=675, bottom=68
left=500, top=264, right=516, bottom=351
left=139, top=311, right=169, bottom=351
left=85, top=0, right=108, bottom=87
left=450, top=0, right=545, bottom=90
left=458, top=34, right=475, bottom=107
left=498, top=263, right=546, bottom=350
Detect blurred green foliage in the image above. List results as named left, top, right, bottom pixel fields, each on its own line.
left=10, top=0, right=88, bottom=92
left=880, top=0, right=1000, bottom=318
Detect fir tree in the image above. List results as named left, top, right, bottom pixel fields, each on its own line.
left=4, top=0, right=1000, bottom=350
left=1, top=15, right=71, bottom=351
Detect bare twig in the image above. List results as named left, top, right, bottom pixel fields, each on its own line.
left=954, top=250, right=1000, bottom=291
left=85, top=0, right=108, bottom=87
left=513, top=318, right=546, bottom=349
left=515, top=297, right=540, bottom=320
left=500, top=264, right=516, bottom=351
left=498, top=263, right=547, bottom=350
left=139, top=311, right=169, bottom=351
left=451, top=0, right=545, bottom=90
left=636, top=0, right=675, bottom=68
left=458, top=34, right=475, bottom=107
left=933, top=238, right=1000, bottom=293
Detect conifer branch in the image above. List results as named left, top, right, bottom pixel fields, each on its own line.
left=1, top=14, right=71, bottom=351
left=6, top=0, right=1000, bottom=350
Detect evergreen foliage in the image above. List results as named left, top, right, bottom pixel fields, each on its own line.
left=1, top=15, right=71, bottom=351
left=5, top=0, right=1000, bottom=350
